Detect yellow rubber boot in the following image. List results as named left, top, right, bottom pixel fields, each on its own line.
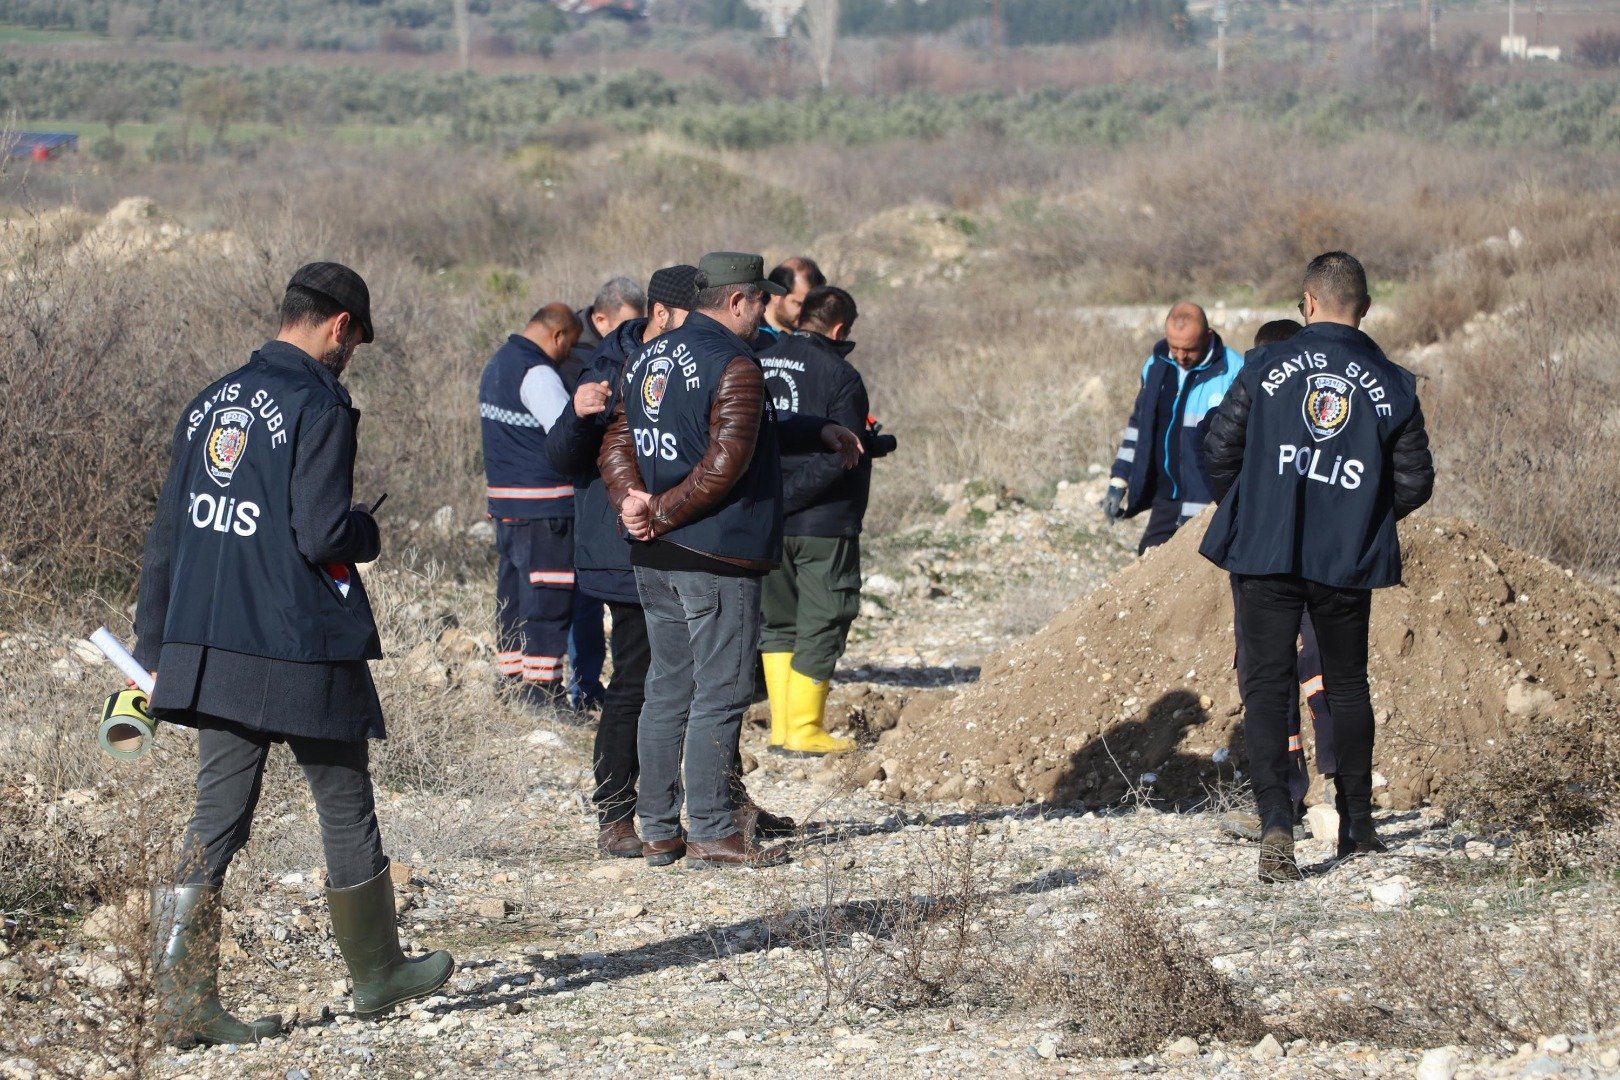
left=780, top=670, right=854, bottom=756
left=761, top=652, right=795, bottom=749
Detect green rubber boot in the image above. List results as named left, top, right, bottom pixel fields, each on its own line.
left=327, top=867, right=455, bottom=1017
left=149, top=886, right=283, bottom=1048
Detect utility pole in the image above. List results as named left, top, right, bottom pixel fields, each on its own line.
left=453, top=0, right=470, bottom=72
left=1534, top=0, right=1544, bottom=45
left=1428, top=0, right=1438, bottom=51
left=1507, top=0, right=1515, bottom=62
left=989, top=0, right=1006, bottom=89
left=1214, top=0, right=1229, bottom=74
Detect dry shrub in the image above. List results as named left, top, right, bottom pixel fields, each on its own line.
left=740, top=824, right=1007, bottom=1015
left=736, top=825, right=1258, bottom=1054
left=1019, top=867, right=1262, bottom=1055
left=1437, top=693, right=1620, bottom=876
left=1424, top=224, right=1620, bottom=579
left=1318, top=911, right=1620, bottom=1050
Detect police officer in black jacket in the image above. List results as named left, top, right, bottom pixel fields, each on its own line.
left=133, top=264, right=453, bottom=1045
left=757, top=286, right=897, bottom=756
left=545, top=265, right=800, bottom=857
left=1200, top=252, right=1434, bottom=883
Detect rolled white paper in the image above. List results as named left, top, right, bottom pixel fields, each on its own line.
left=90, top=627, right=154, bottom=694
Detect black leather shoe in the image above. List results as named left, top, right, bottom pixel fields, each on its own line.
left=1336, top=820, right=1389, bottom=860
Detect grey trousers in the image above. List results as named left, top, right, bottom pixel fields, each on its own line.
left=178, top=715, right=388, bottom=890
left=634, top=566, right=762, bottom=845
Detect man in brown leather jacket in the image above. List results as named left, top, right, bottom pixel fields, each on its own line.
left=599, top=251, right=860, bottom=869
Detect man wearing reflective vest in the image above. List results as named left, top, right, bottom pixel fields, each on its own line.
left=1201, top=251, right=1434, bottom=883
left=479, top=303, right=584, bottom=707
left=133, top=263, right=453, bottom=1046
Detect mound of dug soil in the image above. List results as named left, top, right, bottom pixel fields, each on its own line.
left=873, top=516, right=1620, bottom=810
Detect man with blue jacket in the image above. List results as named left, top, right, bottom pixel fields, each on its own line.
left=600, top=252, right=862, bottom=869
left=1104, top=303, right=1242, bottom=553
left=479, top=303, right=583, bottom=708
left=1201, top=252, right=1434, bottom=883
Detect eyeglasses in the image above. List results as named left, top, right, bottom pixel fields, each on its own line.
left=1297, top=296, right=1308, bottom=316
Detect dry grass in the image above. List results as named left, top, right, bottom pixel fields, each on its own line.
left=732, top=822, right=1259, bottom=1053
left=1316, top=909, right=1620, bottom=1051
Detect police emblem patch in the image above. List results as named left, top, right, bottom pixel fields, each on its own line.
left=205, top=407, right=254, bottom=488
left=643, top=357, right=673, bottom=423
left=1302, top=374, right=1354, bottom=443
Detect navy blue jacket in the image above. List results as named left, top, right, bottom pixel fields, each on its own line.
left=1110, top=332, right=1242, bottom=520
left=141, top=343, right=382, bottom=664
left=1199, top=322, right=1435, bottom=590
left=479, top=334, right=574, bottom=519
left=546, top=317, right=648, bottom=604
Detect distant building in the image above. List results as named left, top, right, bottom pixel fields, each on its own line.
left=7, top=132, right=79, bottom=161
left=552, top=0, right=646, bottom=19
left=1501, top=34, right=1562, bottom=61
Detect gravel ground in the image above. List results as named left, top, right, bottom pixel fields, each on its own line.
left=8, top=492, right=1618, bottom=1079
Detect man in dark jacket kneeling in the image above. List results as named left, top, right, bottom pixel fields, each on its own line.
left=134, top=264, right=453, bottom=1046
left=1200, top=252, right=1434, bottom=883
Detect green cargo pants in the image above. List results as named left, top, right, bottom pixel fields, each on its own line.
left=759, top=535, right=862, bottom=683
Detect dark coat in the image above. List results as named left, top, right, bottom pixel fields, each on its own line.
left=759, top=331, right=874, bottom=539
left=134, top=342, right=385, bottom=742
left=1198, top=322, right=1435, bottom=590
left=545, top=317, right=648, bottom=604
left=1109, top=333, right=1243, bottom=519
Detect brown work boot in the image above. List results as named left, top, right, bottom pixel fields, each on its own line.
left=597, top=819, right=643, bottom=859
left=687, top=833, right=789, bottom=870
left=732, top=799, right=798, bottom=842
left=642, top=836, right=686, bottom=867
left=1258, top=826, right=1304, bottom=884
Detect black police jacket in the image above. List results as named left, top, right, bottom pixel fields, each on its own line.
left=1198, top=322, right=1434, bottom=590
left=759, top=331, right=883, bottom=539
left=546, top=316, right=648, bottom=605
left=136, top=342, right=383, bottom=664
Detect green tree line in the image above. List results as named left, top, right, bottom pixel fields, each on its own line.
left=3, top=56, right=1620, bottom=154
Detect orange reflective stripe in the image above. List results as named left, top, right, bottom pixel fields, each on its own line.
left=528, top=571, right=576, bottom=586
left=1287, top=734, right=1303, bottom=752
left=1301, top=675, right=1325, bottom=697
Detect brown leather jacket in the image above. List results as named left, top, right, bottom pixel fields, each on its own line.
left=599, top=355, right=771, bottom=570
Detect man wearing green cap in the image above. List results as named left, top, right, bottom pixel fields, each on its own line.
left=600, top=252, right=863, bottom=869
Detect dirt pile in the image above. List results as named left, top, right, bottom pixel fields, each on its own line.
left=873, top=516, right=1620, bottom=810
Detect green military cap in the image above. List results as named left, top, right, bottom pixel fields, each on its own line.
left=694, top=251, right=788, bottom=296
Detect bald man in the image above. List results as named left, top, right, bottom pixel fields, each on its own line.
left=479, top=302, right=584, bottom=708
left=1104, top=303, right=1244, bottom=554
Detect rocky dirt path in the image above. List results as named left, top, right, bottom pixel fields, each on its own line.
left=14, top=494, right=1620, bottom=1079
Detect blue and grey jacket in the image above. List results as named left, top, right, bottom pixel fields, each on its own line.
left=1109, top=332, right=1242, bottom=520
left=479, top=334, right=575, bottom=519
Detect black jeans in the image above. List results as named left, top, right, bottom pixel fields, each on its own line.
left=178, top=716, right=388, bottom=890
left=1233, top=575, right=1374, bottom=834
left=1137, top=498, right=1185, bottom=555
left=592, top=601, right=652, bottom=825
left=1229, top=578, right=1337, bottom=819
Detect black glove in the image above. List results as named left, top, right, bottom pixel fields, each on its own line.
left=1102, top=484, right=1126, bottom=520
